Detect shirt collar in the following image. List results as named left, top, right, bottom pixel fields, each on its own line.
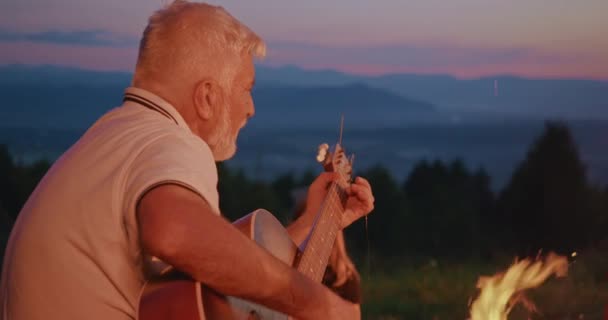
left=123, top=87, right=191, bottom=130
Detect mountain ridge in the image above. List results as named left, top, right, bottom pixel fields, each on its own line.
left=1, top=64, right=607, bottom=121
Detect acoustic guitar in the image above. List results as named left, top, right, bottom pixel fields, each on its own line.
left=139, top=142, right=354, bottom=319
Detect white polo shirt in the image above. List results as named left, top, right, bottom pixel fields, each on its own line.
left=0, top=87, right=220, bottom=319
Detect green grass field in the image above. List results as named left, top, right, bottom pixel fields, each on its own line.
left=359, top=249, right=608, bottom=320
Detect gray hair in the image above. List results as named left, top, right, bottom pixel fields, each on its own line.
left=133, top=0, right=266, bottom=87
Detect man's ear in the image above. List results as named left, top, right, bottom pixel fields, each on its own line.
left=193, top=79, right=217, bottom=120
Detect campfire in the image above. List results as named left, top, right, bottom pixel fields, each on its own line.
left=469, top=252, right=569, bottom=320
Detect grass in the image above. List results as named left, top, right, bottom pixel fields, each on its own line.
left=358, top=249, right=608, bottom=320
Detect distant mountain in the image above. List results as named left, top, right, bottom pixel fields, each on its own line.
left=0, top=65, right=437, bottom=129
left=257, top=65, right=608, bottom=119
left=2, top=64, right=607, bottom=124
left=0, top=84, right=124, bottom=129
left=250, top=83, right=436, bottom=128
left=0, top=64, right=131, bottom=86
left=2, top=65, right=608, bottom=188
left=366, top=74, right=608, bottom=118
left=256, top=65, right=357, bottom=87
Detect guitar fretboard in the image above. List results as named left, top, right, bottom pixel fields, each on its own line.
left=296, top=183, right=347, bottom=282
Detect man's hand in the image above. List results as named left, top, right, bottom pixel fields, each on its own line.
left=341, top=176, right=374, bottom=229
left=303, top=172, right=374, bottom=230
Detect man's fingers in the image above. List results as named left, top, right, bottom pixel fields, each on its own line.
left=354, top=176, right=371, bottom=189
left=348, top=187, right=375, bottom=216
left=350, top=183, right=375, bottom=204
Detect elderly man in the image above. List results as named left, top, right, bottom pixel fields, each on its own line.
left=0, top=1, right=374, bottom=320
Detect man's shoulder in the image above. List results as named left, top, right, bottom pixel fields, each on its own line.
left=125, top=119, right=214, bottom=167
left=91, top=103, right=198, bottom=144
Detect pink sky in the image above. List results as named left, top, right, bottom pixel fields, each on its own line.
left=0, top=0, right=607, bottom=79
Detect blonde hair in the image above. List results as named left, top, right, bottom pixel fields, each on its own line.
left=133, top=0, right=266, bottom=87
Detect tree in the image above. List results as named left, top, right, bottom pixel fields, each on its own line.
left=217, top=163, right=283, bottom=222
left=1, top=145, right=52, bottom=219
left=0, top=145, right=51, bottom=266
left=344, top=165, right=409, bottom=257
left=402, top=159, right=495, bottom=258
left=497, top=121, right=592, bottom=255
left=0, top=145, right=19, bottom=219
left=271, top=172, right=297, bottom=213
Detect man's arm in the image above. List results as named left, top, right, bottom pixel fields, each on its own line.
left=137, top=183, right=357, bottom=320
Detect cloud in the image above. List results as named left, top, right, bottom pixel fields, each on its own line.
left=0, top=29, right=138, bottom=48
left=258, top=41, right=607, bottom=78
left=0, top=37, right=605, bottom=79
left=266, top=42, right=584, bottom=69
left=0, top=42, right=137, bottom=71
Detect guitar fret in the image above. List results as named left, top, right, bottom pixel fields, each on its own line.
left=297, top=182, right=348, bottom=282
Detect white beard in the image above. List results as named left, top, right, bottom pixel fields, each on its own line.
left=208, top=104, right=236, bottom=161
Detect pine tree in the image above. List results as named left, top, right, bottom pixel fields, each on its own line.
left=498, top=121, right=591, bottom=255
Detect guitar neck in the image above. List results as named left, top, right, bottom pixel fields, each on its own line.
left=296, top=182, right=347, bottom=282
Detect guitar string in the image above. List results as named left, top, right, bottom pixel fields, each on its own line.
left=316, top=181, right=347, bottom=282
left=299, top=182, right=344, bottom=281
left=298, top=184, right=339, bottom=279
left=310, top=186, right=342, bottom=282
left=316, top=187, right=343, bottom=281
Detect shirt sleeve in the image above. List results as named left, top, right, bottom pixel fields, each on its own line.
left=123, top=131, right=220, bottom=231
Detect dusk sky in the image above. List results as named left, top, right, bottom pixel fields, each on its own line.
left=1, top=0, right=607, bottom=79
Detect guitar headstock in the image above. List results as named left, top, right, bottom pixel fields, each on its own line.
left=316, top=143, right=353, bottom=187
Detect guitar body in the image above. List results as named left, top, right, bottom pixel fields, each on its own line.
left=139, top=209, right=297, bottom=320
left=140, top=142, right=355, bottom=320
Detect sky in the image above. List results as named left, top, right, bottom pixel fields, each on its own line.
left=0, top=0, right=607, bottom=79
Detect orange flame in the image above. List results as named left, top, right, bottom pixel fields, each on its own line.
left=469, top=252, right=569, bottom=320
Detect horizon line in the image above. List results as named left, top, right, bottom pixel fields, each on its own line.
left=2, top=62, right=607, bottom=83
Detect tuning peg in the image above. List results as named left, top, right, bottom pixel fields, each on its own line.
left=316, top=143, right=329, bottom=162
